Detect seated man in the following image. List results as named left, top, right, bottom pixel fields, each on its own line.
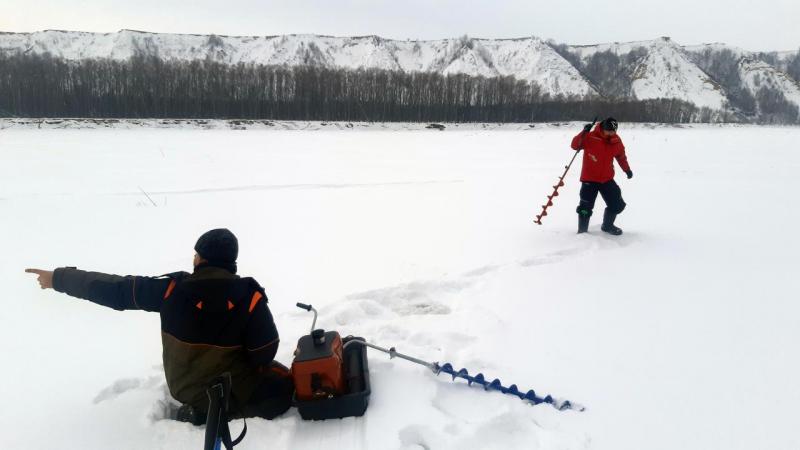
left=26, top=228, right=293, bottom=424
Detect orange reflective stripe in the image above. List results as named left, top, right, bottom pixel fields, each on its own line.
left=163, top=280, right=176, bottom=300
left=227, top=300, right=235, bottom=310
left=248, top=291, right=263, bottom=313
left=195, top=301, right=203, bottom=309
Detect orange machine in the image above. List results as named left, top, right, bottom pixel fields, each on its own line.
left=292, top=329, right=346, bottom=400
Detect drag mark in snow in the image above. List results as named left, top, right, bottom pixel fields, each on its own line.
left=114, top=180, right=465, bottom=197
left=519, top=246, right=587, bottom=267
left=462, top=264, right=501, bottom=277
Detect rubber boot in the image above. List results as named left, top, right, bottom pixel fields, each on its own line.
left=577, top=212, right=590, bottom=233
left=601, top=210, right=623, bottom=235
left=175, top=403, right=207, bottom=425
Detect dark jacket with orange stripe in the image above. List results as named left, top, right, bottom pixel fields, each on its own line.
left=52, top=264, right=279, bottom=410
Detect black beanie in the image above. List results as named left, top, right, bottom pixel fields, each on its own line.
left=195, top=228, right=238, bottom=273
left=601, top=117, right=618, bottom=131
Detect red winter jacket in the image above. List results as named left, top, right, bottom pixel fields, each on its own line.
left=570, top=125, right=631, bottom=183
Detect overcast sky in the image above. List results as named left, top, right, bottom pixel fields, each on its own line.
left=1, top=0, right=798, bottom=52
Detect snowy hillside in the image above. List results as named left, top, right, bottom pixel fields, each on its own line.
left=739, top=57, right=800, bottom=111
left=3, top=124, right=800, bottom=450
left=567, top=38, right=728, bottom=109
left=685, top=43, right=800, bottom=117
left=629, top=39, right=726, bottom=109
left=0, top=30, right=596, bottom=99
left=1, top=30, right=798, bottom=115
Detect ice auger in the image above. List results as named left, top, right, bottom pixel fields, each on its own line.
left=293, top=304, right=585, bottom=417
left=534, top=116, right=598, bottom=225
left=343, top=340, right=585, bottom=412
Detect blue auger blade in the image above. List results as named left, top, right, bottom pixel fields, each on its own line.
left=433, top=362, right=584, bottom=412
left=439, top=363, right=454, bottom=375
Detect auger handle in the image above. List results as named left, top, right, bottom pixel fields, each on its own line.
left=296, top=302, right=318, bottom=333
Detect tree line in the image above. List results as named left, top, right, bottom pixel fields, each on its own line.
left=0, top=52, right=703, bottom=123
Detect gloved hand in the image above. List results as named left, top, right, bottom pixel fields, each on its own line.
left=625, top=170, right=633, bottom=179
left=583, top=123, right=593, bottom=133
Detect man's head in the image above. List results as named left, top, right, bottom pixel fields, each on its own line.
left=194, top=228, right=239, bottom=273
left=601, top=117, right=618, bottom=137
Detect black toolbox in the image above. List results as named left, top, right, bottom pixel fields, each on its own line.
left=294, top=336, right=371, bottom=420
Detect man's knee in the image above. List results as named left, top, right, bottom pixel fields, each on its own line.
left=242, top=366, right=294, bottom=420
left=607, top=200, right=626, bottom=215
left=577, top=205, right=593, bottom=217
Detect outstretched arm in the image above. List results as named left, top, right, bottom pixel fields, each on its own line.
left=25, top=267, right=174, bottom=312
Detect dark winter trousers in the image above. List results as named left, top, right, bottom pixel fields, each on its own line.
left=236, top=361, right=294, bottom=420
left=577, top=179, right=626, bottom=218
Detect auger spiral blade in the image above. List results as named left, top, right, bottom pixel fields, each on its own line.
left=433, top=362, right=584, bottom=412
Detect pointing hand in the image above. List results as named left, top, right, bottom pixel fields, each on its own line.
left=25, top=268, right=54, bottom=289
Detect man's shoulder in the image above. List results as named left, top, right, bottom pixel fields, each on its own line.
left=239, top=276, right=266, bottom=293
left=160, top=271, right=191, bottom=280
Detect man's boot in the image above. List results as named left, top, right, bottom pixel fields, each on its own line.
left=601, top=210, right=623, bottom=235
left=577, top=210, right=591, bottom=233
left=175, top=403, right=207, bottom=425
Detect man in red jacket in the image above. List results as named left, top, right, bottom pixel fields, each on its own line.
left=570, top=117, right=632, bottom=235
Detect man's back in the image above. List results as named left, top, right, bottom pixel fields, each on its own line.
left=52, top=263, right=280, bottom=410
left=160, top=265, right=278, bottom=409
left=28, top=228, right=293, bottom=421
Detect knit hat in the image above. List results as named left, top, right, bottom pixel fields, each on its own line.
left=195, top=228, right=238, bottom=273
left=601, top=117, right=618, bottom=132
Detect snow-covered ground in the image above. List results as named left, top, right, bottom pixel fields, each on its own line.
left=1, top=124, right=798, bottom=450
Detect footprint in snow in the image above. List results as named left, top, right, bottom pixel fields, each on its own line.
left=345, top=279, right=468, bottom=317
left=93, top=375, right=161, bottom=404
left=332, top=299, right=395, bottom=326
left=398, top=424, right=444, bottom=450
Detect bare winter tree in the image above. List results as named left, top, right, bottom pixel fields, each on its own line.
left=0, top=51, right=711, bottom=123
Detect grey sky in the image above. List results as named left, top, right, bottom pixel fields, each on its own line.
left=1, top=0, right=798, bottom=52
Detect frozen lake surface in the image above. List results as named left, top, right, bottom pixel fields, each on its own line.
left=1, top=122, right=798, bottom=449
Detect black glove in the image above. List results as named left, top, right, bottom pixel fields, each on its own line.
left=583, top=123, right=593, bottom=133
left=625, top=170, right=633, bottom=179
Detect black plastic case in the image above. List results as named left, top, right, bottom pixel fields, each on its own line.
left=293, top=336, right=371, bottom=420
